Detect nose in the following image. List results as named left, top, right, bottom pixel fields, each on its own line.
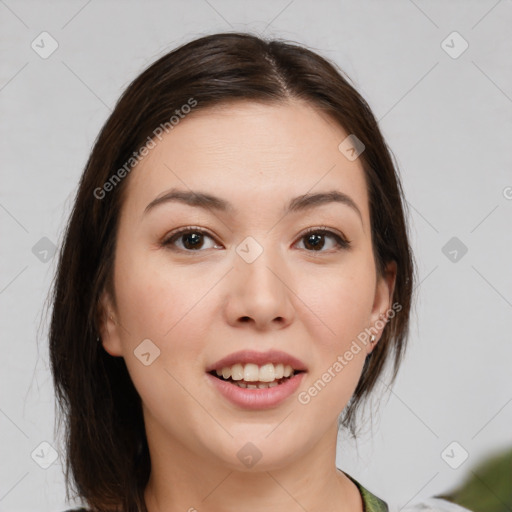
left=224, top=243, right=296, bottom=331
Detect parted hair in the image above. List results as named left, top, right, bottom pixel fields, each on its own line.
left=48, top=31, right=415, bottom=512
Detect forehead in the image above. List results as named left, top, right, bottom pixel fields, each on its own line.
left=122, top=100, right=369, bottom=222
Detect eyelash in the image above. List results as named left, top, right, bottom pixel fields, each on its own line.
left=161, top=226, right=351, bottom=254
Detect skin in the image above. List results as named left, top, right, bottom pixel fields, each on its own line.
left=99, top=99, right=396, bottom=512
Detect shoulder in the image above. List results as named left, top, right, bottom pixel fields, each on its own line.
left=342, top=472, right=475, bottom=512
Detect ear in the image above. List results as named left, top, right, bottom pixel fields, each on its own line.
left=97, top=290, right=123, bottom=357
left=367, top=260, right=397, bottom=353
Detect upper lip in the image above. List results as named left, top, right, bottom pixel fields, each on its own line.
left=206, top=349, right=308, bottom=373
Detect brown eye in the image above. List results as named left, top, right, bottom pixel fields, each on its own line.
left=296, top=228, right=351, bottom=252
left=162, top=228, right=219, bottom=252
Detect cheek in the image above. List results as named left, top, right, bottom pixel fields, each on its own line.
left=113, top=248, right=216, bottom=384
left=297, top=327, right=367, bottom=422
left=297, top=258, right=376, bottom=345
left=114, top=247, right=201, bottom=338
left=113, top=255, right=210, bottom=415
left=292, top=259, right=374, bottom=407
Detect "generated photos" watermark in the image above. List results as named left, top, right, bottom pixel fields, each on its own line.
left=94, top=97, right=197, bottom=200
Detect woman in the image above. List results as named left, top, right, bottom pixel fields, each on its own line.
left=50, top=32, right=416, bottom=511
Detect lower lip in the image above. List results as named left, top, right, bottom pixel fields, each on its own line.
left=205, top=372, right=306, bottom=410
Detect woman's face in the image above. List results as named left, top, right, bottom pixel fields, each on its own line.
left=100, top=100, right=395, bottom=472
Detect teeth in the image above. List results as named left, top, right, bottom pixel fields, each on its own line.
left=257, top=363, right=274, bottom=382
left=215, top=363, right=295, bottom=382
left=244, top=363, right=260, bottom=382
left=233, top=381, right=280, bottom=389
left=231, top=363, right=244, bottom=380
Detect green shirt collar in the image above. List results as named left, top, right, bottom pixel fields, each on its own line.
left=344, top=471, right=389, bottom=512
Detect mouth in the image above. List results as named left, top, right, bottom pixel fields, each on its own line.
left=205, top=350, right=308, bottom=408
left=205, top=363, right=307, bottom=410
left=208, top=363, right=306, bottom=389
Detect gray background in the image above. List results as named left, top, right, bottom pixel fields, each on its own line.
left=1, top=1, right=511, bottom=511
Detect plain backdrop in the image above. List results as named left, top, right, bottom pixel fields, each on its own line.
left=1, top=1, right=511, bottom=511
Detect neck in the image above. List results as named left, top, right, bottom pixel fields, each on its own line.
left=143, top=417, right=362, bottom=512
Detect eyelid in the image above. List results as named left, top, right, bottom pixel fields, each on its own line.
left=161, top=225, right=218, bottom=248
left=299, top=225, right=351, bottom=243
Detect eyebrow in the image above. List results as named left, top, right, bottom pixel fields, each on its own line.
left=144, top=187, right=363, bottom=223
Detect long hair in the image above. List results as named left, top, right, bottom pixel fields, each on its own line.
left=48, top=31, right=415, bottom=511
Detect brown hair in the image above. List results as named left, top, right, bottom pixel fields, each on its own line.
left=48, top=31, right=415, bottom=511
